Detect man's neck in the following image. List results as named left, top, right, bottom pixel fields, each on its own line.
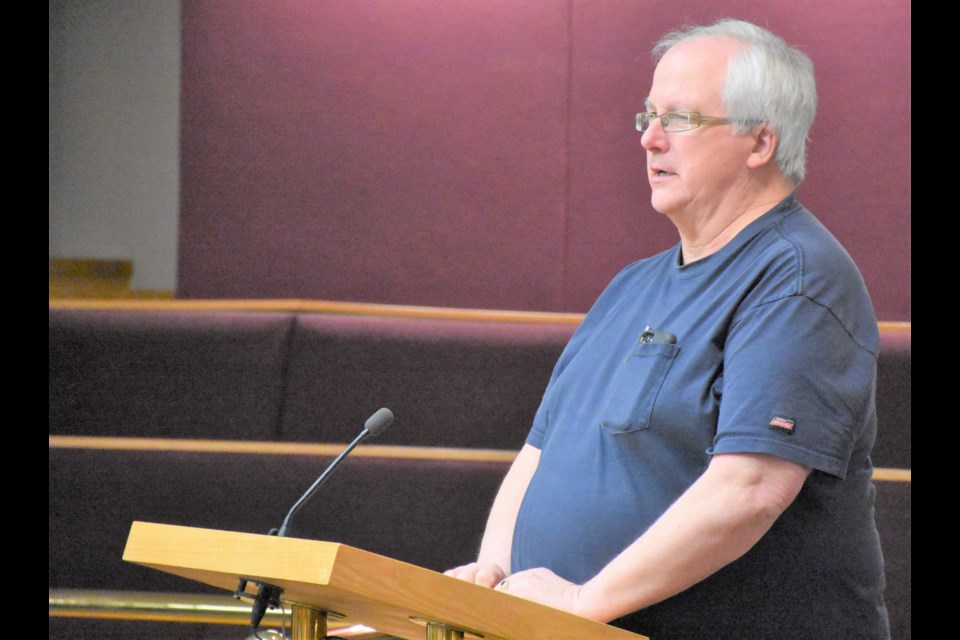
left=676, top=180, right=793, bottom=265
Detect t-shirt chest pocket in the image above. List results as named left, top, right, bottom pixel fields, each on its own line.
left=600, top=337, right=680, bottom=434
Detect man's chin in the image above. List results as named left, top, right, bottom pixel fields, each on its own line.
left=649, top=193, right=679, bottom=217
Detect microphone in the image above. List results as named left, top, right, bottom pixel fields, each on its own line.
left=236, top=407, right=395, bottom=633
left=276, top=407, right=394, bottom=537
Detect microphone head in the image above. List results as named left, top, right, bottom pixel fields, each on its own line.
left=364, top=407, right=394, bottom=437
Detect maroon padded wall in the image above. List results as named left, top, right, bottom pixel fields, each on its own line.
left=179, top=0, right=911, bottom=321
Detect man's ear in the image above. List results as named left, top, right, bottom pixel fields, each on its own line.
left=746, top=125, right=778, bottom=170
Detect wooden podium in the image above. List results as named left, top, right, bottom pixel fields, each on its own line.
left=123, top=521, right=649, bottom=640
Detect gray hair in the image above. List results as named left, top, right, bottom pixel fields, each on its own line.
left=653, top=19, right=816, bottom=185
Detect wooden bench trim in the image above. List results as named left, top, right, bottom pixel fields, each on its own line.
left=48, top=298, right=586, bottom=325
left=47, top=298, right=910, bottom=331
left=49, top=435, right=910, bottom=481
left=48, top=435, right=519, bottom=464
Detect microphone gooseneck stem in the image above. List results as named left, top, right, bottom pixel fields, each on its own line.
left=275, top=428, right=370, bottom=538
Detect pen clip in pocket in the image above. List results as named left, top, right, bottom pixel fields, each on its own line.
left=638, top=326, right=677, bottom=345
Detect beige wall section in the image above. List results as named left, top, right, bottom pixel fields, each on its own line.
left=49, top=0, right=180, bottom=294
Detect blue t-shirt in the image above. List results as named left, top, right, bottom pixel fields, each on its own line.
left=513, top=195, right=889, bottom=639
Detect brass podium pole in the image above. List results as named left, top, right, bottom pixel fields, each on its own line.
left=424, top=621, right=465, bottom=640
left=288, top=606, right=467, bottom=640
left=289, top=603, right=327, bottom=640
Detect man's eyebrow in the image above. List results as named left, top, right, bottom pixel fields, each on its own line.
left=643, top=98, right=655, bottom=112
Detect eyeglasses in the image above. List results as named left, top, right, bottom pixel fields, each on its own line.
left=635, top=111, right=738, bottom=133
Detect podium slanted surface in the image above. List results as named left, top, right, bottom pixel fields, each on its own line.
left=123, top=521, right=648, bottom=640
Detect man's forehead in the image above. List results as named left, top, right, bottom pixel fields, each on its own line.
left=645, top=37, right=738, bottom=110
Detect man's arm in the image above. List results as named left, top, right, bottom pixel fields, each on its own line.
left=500, top=452, right=811, bottom=621
left=444, top=443, right=541, bottom=587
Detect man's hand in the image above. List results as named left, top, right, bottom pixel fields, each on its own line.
left=493, top=567, right=585, bottom=617
left=443, top=561, right=507, bottom=588
left=445, top=564, right=588, bottom=619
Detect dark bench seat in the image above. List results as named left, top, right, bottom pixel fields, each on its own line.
left=49, top=440, right=510, bottom=590
left=48, top=301, right=911, bottom=465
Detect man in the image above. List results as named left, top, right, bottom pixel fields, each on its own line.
left=445, top=18, right=890, bottom=640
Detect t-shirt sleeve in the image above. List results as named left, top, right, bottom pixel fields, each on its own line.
left=709, top=295, right=877, bottom=478
left=526, top=323, right=591, bottom=449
